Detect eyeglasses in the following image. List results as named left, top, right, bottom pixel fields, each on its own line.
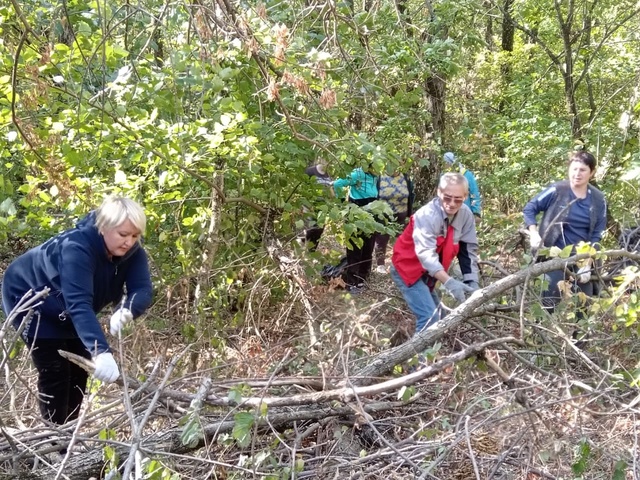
left=441, top=194, right=465, bottom=205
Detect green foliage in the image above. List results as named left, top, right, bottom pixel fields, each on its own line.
left=600, top=267, right=640, bottom=336
left=100, top=427, right=119, bottom=474
left=424, top=342, right=442, bottom=361
left=612, top=459, right=628, bottom=480
left=228, top=383, right=253, bottom=405
left=179, top=409, right=204, bottom=449
left=571, top=438, right=591, bottom=476
left=141, top=459, right=180, bottom=480
left=232, top=411, right=255, bottom=447
left=3, top=0, right=640, bottom=477
left=397, top=385, right=416, bottom=402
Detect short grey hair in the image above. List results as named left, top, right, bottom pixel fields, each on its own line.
left=438, top=172, right=469, bottom=195
left=95, top=196, right=146, bottom=233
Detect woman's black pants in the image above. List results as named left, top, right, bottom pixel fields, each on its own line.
left=344, top=231, right=376, bottom=286
left=27, top=337, right=91, bottom=425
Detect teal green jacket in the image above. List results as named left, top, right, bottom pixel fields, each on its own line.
left=333, top=168, right=378, bottom=200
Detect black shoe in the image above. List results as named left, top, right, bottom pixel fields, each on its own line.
left=571, top=329, right=589, bottom=350
left=346, top=283, right=365, bottom=294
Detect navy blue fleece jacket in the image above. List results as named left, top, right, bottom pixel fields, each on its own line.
left=1, top=212, right=152, bottom=355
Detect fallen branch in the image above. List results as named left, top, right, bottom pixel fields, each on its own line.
left=352, top=249, right=640, bottom=385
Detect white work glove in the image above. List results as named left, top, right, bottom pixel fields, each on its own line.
left=577, top=265, right=592, bottom=284
left=93, top=352, right=120, bottom=383
left=110, top=308, right=133, bottom=335
left=444, top=278, right=474, bottom=303
left=529, top=230, right=542, bottom=249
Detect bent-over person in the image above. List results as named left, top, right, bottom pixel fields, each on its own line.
left=391, top=173, right=480, bottom=334
left=1, top=196, right=153, bottom=425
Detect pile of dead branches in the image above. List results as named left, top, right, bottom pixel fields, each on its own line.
left=1, top=250, right=640, bottom=479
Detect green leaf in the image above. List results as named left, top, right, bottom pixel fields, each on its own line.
left=575, top=242, right=594, bottom=255
left=397, top=385, right=407, bottom=400
left=179, top=414, right=204, bottom=448
left=571, top=439, right=591, bottom=475
left=232, top=412, right=255, bottom=447
left=0, top=198, right=16, bottom=215
left=548, top=246, right=562, bottom=257
left=424, top=342, right=442, bottom=360
left=612, top=460, right=627, bottom=480
left=559, top=244, right=574, bottom=258
left=228, top=387, right=243, bottom=405
left=397, top=385, right=415, bottom=401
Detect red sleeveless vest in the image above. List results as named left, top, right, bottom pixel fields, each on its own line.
left=392, top=216, right=459, bottom=289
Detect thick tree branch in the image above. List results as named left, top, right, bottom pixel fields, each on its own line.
left=352, top=249, right=640, bottom=384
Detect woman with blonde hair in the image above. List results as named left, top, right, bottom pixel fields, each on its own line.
left=1, top=196, right=153, bottom=424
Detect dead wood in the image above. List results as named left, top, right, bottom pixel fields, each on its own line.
left=2, top=248, right=640, bottom=478
left=1, top=333, right=521, bottom=477
left=352, top=249, right=640, bottom=385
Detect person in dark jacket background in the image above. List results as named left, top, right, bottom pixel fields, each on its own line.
left=301, top=159, right=333, bottom=251
left=1, top=196, right=152, bottom=425
left=373, top=170, right=414, bottom=273
left=523, top=150, right=607, bottom=312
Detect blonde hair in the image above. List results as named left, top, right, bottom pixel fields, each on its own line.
left=95, top=196, right=146, bottom=233
left=438, top=172, right=469, bottom=194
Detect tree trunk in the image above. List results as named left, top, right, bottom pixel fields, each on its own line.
left=501, top=0, right=514, bottom=53
left=498, top=0, right=515, bottom=122
left=414, top=74, right=446, bottom=203
left=484, top=0, right=494, bottom=49
left=556, top=0, right=583, bottom=139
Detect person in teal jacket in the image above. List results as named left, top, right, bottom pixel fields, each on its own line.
left=1, top=196, right=152, bottom=424
left=332, top=167, right=378, bottom=292
left=444, top=152, right=482, bottom=218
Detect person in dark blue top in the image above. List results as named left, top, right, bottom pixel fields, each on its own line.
left=1, top=196, right=152, bottom=424
left=523, top=150, right=607, bottom=312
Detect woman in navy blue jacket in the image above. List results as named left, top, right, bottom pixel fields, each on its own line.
left=1, top=196, right=152, bottom=425
left=523, top=150, right=607, bottom=311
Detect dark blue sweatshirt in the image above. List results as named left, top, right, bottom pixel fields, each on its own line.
left=1, top=212, right=152, bottom=355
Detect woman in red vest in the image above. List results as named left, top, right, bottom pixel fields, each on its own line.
left=391, top=173, right=480, bottom=333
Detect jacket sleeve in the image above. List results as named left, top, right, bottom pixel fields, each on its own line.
left=332, top=169, right=361, bottom=196
left=412, top=205, right=445, bottom=276
left=591, top=197, right=608, bottom=244
left=523, top=185, right=556, bottom=227
left=123, top=248, right=153, bottom=317
left=59, top=240, right=110, bottom=355
left=466, top=172, right=482, bottom=215
left=457, top=210, right=480, bottom=282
